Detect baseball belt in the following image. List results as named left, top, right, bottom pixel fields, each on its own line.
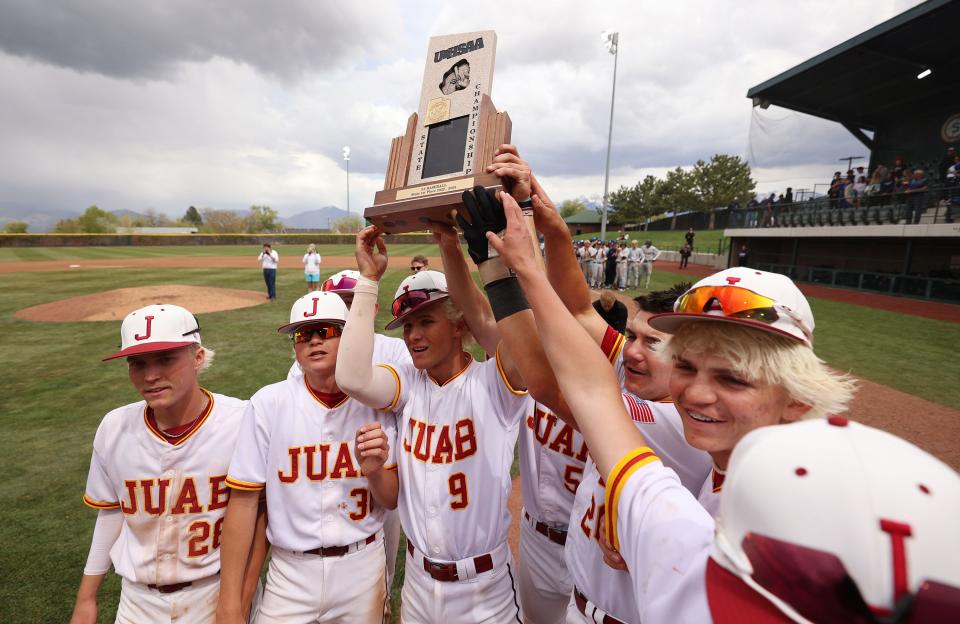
left=148, top=571, right=220, bottom=594
left=574, top=586, right=627, bottom=624
left=407, top=541, right=497, bottom=582
left=523, top=511, right=567, bottom=546
left=302, top=532, right=379, bottom=558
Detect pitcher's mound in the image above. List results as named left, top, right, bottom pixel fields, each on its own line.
left=16, top=285, right=268, bottom=322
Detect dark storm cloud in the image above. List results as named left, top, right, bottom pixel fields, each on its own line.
left=0, top=0, right=397, bottom=81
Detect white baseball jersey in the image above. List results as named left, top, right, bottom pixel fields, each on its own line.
left=617, top=248, right=629, bottom=264
left=287, top=333, right=411, bottom=381
left=566, top=397, right=712, bottom=623
left=604, top=448, right=715, bottom=623
left=638, top=245, right=660, bottom=262
left=626, top=246, right=642, bottom=262
left=82, top=390, right=246, bottom=585
left=520, top=330, right=623, bottom=526
left=381, top=352, right=527, bottom=561
left=226, top=377, right=397, bottom=550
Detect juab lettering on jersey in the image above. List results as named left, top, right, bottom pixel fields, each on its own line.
left=278, top=442, right=361, bottom=483
left=402, top=417, right=477, bottom=463
left=528, top=406, right=588, bottom=493
left=119, top=475, right=230, bottom=515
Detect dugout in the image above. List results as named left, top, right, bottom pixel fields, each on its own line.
left=733, top=0, right=960, bottom=304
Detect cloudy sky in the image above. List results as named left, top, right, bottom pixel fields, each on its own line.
left=0, top=0, right=924, bottom=220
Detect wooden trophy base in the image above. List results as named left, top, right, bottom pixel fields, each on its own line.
left=365, top=95, right=511, bottom=234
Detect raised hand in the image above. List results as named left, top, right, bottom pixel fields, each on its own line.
left=354, top=423, right=390, bottom=475
left=486, top=144, right=532, bottom=202
left=457, top=186, right=507, bottom=266
left=429, top=220, right=461, bottom=252
left=529, top=173, right=567, bottom=235
left=485, top=193, right=538, bottom=276
left=355, top=226, right=388, bottom=281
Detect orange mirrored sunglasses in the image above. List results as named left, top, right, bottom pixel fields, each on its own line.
left=292, top=323, right=343, bottom=343
left=676, top=285, right=779, bottom=324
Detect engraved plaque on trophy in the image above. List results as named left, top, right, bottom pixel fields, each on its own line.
left=364, top=30, right=512, bottom=233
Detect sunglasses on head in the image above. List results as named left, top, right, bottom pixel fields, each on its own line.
left=291, top=323, right=343, bottom=343
left=392, top=288, right=441, bottom=318
left=322, top=275, right=358, bottom=292
left=676, top=285, right=781, bottom=324
left=733, top=532, right=959, bottom=623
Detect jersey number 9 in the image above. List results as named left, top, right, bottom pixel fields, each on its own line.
left=448, top=473, right=469, bottom=510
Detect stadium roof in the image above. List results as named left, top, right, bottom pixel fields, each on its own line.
left=746, top=0, right=959, bottom=131
left=563, top=209, right=623, bottom=225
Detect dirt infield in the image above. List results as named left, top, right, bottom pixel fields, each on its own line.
left=16, top=285, right=267, bottom=322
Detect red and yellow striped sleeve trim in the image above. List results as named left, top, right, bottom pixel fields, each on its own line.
left=600, top=326, right=625, bottom=364
left=604, top=446, right=660, bottom=551
left=385, top=464, right=398, bottom=472
left=495, top=343, right=528, bottom=396
left=82, top=494, right=120, bottom=510
left=376, top=364, right=402, bottom=411
left=225, top=476, right=265, bottom=491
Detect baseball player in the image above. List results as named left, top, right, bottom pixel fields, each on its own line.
left=70, top=304, right=250, bottom=624
left=217, top=291, right=398, bottom=624
left=336, top=225, right=537, bottom=623
left=636, top=240, right=660, bottom=289
left=486, top=196, right=960, bottom=622
left=429, top=173, right=586, bottom=623
left=285, top=268, right=410, bottom=609
left=615, top=242, right=629, bottom=290
left=592, top=241, right=606, bottom=288
left=625, top=241, right=641, bottom=289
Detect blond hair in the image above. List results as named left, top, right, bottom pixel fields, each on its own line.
left=442, top=298, right=475, bottom=349
left=662, top=322, right=856, bottom=419
left=195, top=345, right=215, bottom=372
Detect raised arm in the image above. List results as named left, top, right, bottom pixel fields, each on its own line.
left=489, top=147, right=610, bottom=345
left=431, top=222, right=500, bottom=356
left=488, top=198, right=643, bottom=477
left=335, top=227, right=402, bottom=410
left=457, top=186, right=570, bottom=420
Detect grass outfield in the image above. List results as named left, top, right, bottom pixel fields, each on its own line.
left=0, top=243, right=439, bottom=262
left=1, top=265, right=957, bottom=621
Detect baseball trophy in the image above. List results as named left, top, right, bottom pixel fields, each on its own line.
left=364, top=30, right=512, bottom=233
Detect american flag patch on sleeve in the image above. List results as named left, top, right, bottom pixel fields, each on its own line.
left=622, top=393, right=656, bottom=423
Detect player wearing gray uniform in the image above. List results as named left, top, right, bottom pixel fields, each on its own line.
left=637, top=240, right=660, bottom=289
left=625, top=241, right=642, bottom=289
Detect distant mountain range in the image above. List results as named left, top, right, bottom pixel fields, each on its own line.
left=0, top=204, right=350, bottom=232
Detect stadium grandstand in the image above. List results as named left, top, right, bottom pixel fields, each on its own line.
left=727, top=0, right=959, bottom=303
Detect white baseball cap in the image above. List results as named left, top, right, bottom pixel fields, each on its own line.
left=385, top=270, right=449, bottom=330
left=707, top=417, right=960, bottom=623
left=102, top=304, right=202, bottom=361
left=321, top=270, right=361, bottom=295
left=277, top=291, right=348, bottom=334
left=648, top=267, right=814, bottom=345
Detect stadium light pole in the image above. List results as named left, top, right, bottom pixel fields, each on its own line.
left=600, top=31, right=619, bottom=241
left=343, top=146, right=351, bottom=216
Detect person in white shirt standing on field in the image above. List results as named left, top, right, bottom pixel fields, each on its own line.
left=258, top=243, right=280, bottom=301
left=637, top=240, right=660, bottom=289
left=302, top=243, right=322, bottom=292
left=626, top=240, right=642, bottom=289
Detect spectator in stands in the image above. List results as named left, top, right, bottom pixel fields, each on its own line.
left=828, top=172, right=841, bottom=209
left=679, top=243, right=692, bottom=269
left=737, top=243, right=750, bottom=267
left=939, top=146, right=956, bottom=182
left=892, top=157, right=905, bottom=185
left=854, top=165, right=867, bottom=182
left=761, top=193, right=775, bottom=227
left=684, top=227, right=695, bottom=249
left=592, top=289, right=628, bottom=334
left=899, top=168, right=913, bottom=194
left=904, top=168, right=929, bottom=224
left=843, top=175, right=857, bottom=210
left=746, top=197, right=759, bottom=227
left=878, top=165, right=896, bottom=195
left=853, top=176, right=867, bottom=208
left=784, top=187, right=793, bottom=204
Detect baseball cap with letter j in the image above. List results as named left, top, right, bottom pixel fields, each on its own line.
left=102, top=304, right=202, bottom=361
left=706, top=418, right=960, bottom=623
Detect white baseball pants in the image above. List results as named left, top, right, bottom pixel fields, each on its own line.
left=626, top=262, right=640, bottom=288
left=517, top=516, right=571, bottom=624
left=115, top=574, right=220, bottom=624
left=255, top=538, right=386, bottom=623
left=401, top=541, right=521, bottom=623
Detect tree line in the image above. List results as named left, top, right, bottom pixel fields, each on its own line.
left=44, top=205, right=283, bottom=234
left=607, top=154, right=756, bottom=223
